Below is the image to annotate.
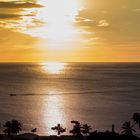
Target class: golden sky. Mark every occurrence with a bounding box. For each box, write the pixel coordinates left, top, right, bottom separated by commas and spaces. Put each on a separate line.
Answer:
0, 0, 140, 62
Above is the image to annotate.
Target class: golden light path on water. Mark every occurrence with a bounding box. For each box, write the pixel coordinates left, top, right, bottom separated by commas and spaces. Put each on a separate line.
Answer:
42, 93, 66, 135
40, 62, 67, 134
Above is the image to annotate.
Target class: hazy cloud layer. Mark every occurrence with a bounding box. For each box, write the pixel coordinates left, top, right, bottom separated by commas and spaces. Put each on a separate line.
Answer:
0, 0, 43, 34
0, 1, 42, 19
0, 0, 42, 62
77, 0, 140, 40
74, 0, 140, 61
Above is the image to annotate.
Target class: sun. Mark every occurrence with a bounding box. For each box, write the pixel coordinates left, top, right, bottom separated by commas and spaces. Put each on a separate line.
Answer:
19, 0, 81, 49
37, 0, 79, 22
37, 0, 80, 48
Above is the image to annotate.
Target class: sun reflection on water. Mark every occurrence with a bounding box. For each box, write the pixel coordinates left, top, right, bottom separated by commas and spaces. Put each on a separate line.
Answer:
41, 62, 67, 74
42, 91, 66, 135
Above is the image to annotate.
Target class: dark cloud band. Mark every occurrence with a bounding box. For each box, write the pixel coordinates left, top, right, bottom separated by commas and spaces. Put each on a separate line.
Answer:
0, 1, 43, 8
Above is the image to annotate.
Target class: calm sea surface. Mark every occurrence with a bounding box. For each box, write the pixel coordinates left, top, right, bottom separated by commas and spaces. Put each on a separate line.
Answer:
0, 62, 140, 135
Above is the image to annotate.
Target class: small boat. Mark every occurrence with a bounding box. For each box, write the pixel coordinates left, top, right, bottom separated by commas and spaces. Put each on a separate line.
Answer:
10, 94, 17, 96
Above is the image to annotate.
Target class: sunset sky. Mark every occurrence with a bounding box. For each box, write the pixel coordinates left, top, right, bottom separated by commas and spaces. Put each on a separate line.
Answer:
0, 0, 140, 62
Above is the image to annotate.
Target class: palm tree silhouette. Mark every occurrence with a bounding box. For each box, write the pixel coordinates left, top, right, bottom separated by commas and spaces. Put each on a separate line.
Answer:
3, 121, 12, 136
51, 124, 66, 136
3, 120, 22, 136
132, 113, 140, 129
122, 121, 135, 135
70, 121, 82, 136
11, 120, 22, 135
81, 124, 92, 135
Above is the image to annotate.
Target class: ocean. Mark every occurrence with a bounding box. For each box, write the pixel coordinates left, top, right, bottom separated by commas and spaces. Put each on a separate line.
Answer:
0, 62, 140, 135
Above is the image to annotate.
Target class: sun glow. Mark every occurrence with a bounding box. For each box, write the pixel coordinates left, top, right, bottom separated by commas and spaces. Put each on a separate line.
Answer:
42, 62, 66, 74
21, 0, 80, 37
37, 0, 80, 49
37, 0, 79, 22
18, 0, 81, 49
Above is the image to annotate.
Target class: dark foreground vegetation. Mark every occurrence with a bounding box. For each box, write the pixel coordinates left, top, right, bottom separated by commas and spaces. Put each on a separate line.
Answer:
0, 113, 140, 140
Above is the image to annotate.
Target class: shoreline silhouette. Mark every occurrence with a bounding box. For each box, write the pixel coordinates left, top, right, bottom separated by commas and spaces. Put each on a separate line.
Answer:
0, 113, 140, 140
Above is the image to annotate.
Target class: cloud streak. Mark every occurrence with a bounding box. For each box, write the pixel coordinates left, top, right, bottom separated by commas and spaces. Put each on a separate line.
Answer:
0, 0, 44, 35
0, 13, 20, 19
0, 1, 42, 8
97, 20, 110, 27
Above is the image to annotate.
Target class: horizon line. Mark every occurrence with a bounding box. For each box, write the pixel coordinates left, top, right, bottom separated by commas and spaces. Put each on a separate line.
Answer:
0, 61, 140, 63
